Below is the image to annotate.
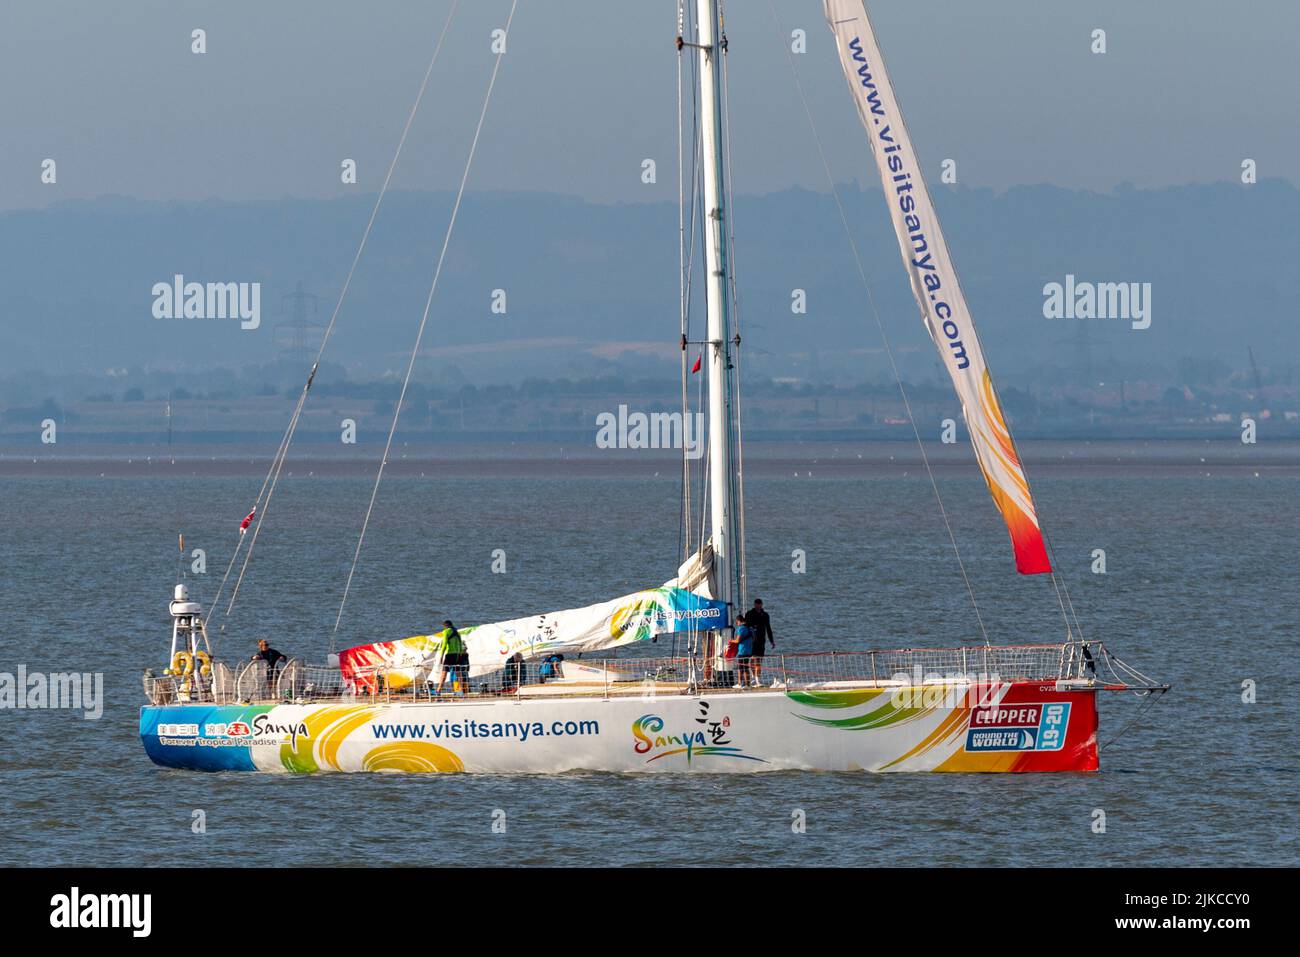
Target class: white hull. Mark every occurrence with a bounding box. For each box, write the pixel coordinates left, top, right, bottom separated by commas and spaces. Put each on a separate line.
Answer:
141, 679, 1100, 773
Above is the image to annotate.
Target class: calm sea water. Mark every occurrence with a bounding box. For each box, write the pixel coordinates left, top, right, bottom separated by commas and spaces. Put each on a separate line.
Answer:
1, 441, 1296, 867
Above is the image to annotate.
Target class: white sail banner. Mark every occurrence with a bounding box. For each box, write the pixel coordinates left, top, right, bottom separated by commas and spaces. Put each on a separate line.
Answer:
336, 584, 727, 690
824, 0, 1051, 574
458, 585, 726, 677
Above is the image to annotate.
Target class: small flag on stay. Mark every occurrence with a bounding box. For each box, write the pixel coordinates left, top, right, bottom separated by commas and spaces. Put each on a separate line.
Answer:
691, 354, 702, 374
239, 506, 256, 535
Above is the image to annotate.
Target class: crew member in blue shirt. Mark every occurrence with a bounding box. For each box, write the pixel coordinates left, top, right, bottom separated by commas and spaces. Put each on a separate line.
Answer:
734, 614, 755, 687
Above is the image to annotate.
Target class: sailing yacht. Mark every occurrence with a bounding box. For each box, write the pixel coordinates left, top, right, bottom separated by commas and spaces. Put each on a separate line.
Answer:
140, 0, 1166, 774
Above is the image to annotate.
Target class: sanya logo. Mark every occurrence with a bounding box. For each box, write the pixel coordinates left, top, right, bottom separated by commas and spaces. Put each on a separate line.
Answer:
251, 714, 311, 749
595, 405, 704, 459
631, 710, 763, 764
494, 622, 559, 658
495, 627, 519, 656
152, 273, 261, 330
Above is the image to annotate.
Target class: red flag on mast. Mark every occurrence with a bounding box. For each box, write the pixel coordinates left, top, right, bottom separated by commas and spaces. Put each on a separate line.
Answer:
691, 354, 702, 374
239, 506, 256, 535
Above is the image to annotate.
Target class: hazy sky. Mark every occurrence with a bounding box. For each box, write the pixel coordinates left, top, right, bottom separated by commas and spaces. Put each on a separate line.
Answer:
0, 0, 1295, 210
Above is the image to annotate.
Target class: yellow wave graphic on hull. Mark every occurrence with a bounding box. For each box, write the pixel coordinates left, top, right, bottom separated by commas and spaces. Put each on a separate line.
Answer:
362, 742, 465, 773
279, 705, 382, 773
878, 706, 970, 770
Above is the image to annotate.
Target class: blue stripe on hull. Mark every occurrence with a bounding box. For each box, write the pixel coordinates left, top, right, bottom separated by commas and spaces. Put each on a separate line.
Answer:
140, 705, 265, 772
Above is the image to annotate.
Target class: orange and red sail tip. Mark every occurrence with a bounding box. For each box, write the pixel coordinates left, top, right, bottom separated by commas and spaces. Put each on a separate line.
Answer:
975, 371, 1052, 575
1015, 538, 1052, 576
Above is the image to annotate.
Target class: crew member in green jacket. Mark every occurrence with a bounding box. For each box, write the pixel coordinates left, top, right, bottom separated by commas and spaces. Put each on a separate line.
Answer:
435, 620, 470, 696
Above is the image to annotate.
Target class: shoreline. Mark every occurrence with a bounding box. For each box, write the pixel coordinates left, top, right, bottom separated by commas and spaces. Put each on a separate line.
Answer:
2, 438, 1296, 478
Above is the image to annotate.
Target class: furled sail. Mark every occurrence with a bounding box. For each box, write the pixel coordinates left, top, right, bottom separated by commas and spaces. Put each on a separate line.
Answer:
665, 543, 716, 599
823, 0, 1051, 574
335, 584, 728, 691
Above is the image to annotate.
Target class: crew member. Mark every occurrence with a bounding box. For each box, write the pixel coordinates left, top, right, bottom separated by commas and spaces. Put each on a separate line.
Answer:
251, 639, 287, 694
746, 599, 776, 686
734, 614, 754, 688
435, 620, 470, 696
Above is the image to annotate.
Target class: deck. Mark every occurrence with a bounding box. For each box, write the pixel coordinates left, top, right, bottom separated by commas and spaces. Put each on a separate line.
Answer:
143, 641, 1160, 707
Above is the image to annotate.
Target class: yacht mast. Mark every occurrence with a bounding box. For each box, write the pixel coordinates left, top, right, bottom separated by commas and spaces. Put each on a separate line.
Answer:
694, 0, 740, 622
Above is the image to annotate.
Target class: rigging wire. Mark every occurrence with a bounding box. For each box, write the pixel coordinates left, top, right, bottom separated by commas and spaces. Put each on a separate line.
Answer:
677, 0, 691, 566
694, 329, 710, 555
1097, 644, 1170, 750
1098, 689, 1166, 752
691, 57, 710, 572
679, 1, 707, 566
696, 426, 713, 560
690, 166, 707, 559
332, 0, 519, 645
1043, 528, 1087, 640
217, 0, 462, 632
210, 403, 304, 625
766, 0, 990, 644
717, 1, 748, 609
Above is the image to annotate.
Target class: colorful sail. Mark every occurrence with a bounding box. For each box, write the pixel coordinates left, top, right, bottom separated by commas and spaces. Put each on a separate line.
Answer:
336, 633, 441, 693
823, 0, 1051, 574
335, 585, 728, 691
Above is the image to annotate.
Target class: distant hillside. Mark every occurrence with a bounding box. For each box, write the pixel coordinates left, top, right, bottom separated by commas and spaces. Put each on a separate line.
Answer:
0, 181, 1294, 389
